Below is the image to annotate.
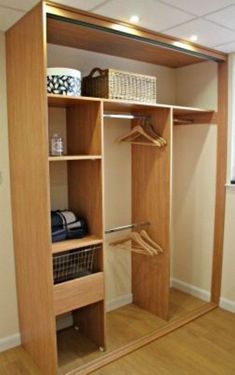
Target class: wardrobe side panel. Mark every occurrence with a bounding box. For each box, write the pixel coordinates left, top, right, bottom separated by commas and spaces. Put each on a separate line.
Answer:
6, 5, 57, 374
132, 108, 171, 320
211, 61, 228, 303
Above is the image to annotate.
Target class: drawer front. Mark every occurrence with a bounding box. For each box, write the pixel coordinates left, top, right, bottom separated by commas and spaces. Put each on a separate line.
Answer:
54, 272, 104, 315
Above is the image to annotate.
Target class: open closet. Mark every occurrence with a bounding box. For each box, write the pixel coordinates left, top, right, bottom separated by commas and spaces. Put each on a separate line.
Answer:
6, 2, 228, 375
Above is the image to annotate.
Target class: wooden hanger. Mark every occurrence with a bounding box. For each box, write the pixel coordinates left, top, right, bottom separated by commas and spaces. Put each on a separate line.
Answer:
115, 243, 152, 256
116, 120, 166, 148
139, 230, 164, 254
109, 231, 159, 256
116, 125, 163, 147
142, 121, 167, 146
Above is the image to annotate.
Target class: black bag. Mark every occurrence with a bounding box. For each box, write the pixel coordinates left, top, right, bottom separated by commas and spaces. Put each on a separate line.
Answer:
51, 210, 88, 243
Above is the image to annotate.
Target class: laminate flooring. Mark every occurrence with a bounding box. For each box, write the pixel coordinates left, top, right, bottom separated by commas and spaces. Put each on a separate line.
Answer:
0, 291, 235, 375
57, 288, 206, 373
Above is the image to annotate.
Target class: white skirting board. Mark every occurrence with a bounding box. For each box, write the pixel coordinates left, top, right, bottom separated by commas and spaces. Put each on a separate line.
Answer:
1, 288, 234, 353
171, 278, 210, 302
0, 333, 21, 352
171, 278, 235, 313
106, 293, 133, 312
220, 297, 235, 313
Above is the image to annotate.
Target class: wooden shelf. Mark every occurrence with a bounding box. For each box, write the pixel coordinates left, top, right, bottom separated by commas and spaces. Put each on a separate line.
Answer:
46, 6, 226, 68
48, 94, 215, 122
48, 94, 101, 107
48, 155, 102, 161
173, 106, 216, 125
52, 235, 103, 254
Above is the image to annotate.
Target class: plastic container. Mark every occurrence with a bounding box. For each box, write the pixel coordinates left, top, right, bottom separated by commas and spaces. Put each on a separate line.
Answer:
50, 134, 64, 156
47, 67, 81, 96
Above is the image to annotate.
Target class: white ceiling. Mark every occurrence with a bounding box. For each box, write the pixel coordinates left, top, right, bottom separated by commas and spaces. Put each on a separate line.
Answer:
2, 0, 235, 53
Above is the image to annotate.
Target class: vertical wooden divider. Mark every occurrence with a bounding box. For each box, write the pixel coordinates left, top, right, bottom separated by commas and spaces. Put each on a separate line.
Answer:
6, 3, 58, 375
67, 100, 106, 349
132, 108, 172, 320
67, 101, 103, 236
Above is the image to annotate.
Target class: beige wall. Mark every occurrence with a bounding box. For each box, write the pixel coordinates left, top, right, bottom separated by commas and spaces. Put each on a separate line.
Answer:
220, 54, 235, 307
172, 124, 217, 291
172, 62, 217, 294
175, 61, 217, 110
222, 190, 235, 302
47, 44, 176, 105
0, 32, 19, 343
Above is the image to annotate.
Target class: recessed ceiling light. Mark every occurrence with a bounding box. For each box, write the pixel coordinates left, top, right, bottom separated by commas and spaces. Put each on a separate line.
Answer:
190, 35, 198, 42
129, 15, 140, 24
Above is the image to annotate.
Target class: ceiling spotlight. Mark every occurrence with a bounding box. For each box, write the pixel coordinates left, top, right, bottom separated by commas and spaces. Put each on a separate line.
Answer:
129, 15, 140, 24
190, 35, 198, 42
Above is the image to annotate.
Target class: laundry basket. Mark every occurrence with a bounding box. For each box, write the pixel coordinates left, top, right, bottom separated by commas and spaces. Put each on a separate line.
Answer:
53, 245, 100, 284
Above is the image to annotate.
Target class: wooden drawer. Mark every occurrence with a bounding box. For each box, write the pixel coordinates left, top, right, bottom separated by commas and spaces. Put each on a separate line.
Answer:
54, 272, 104, 316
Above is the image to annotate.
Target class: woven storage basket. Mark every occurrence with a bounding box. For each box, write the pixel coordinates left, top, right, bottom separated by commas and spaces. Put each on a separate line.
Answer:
82, 68, 157, 103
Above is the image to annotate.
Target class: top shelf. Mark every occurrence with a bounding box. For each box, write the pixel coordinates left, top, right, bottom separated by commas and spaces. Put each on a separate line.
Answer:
46, 4, 226, 68
47, 94, 216, 125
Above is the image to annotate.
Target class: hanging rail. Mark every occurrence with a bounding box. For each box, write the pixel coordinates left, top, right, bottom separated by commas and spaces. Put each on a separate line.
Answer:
103, 113, 149, 120
104, 113, 194, 124
105, 221, 150, 234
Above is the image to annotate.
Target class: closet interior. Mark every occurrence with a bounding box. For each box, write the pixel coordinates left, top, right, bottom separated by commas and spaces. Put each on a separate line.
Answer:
6, 2, 227, 375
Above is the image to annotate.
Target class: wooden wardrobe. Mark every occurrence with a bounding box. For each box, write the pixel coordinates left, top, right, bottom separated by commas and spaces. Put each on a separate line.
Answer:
6, 1, 228, 374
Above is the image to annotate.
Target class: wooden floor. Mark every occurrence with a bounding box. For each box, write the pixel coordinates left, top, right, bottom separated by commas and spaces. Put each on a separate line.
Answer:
0, 297, 235, 374
57, 288, 206, 373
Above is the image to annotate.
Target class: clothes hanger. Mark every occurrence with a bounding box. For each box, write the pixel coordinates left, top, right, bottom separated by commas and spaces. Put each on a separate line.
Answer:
142, 120, 167, 146
109, 231, 158, 256
117, 118, 166, 147
115, 243, 152, 256
139, 230, 164, 254
117, 125, 163, 147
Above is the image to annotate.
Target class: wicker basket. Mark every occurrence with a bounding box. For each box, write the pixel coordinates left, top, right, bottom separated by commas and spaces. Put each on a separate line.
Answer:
82, 68, 157, 103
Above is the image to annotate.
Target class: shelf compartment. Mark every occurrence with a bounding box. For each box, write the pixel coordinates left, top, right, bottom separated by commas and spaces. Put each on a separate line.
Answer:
52, 235, 103, 254
53, 272, 104, 315
173, 107, 216, 125
48, 98, 102, 155
48, 155, 102, 161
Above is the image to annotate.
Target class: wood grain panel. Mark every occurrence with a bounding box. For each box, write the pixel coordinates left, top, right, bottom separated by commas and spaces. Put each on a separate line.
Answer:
47, 18, 202, 69
54, 273, 104, 315
6, 3, 57, 374
52, 235, 103, 254
132, 108, 172, 320
67, 160, 103, 237
211, 60, 228, 304
46, 4, 227, 67
48, 94, 101, 107
173, 110, 217, 125
73, 301, 106, 350
67, 102, 102, 155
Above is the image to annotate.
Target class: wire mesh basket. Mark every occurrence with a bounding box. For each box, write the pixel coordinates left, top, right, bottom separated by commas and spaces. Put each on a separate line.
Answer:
53, 245, 100, 284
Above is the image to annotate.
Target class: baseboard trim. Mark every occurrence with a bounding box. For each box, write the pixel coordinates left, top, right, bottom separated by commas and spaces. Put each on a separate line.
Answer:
106, 293, 133, 312
171, 278, 210, 302
0, 333, 21, 352
171, 278, 235, 313
220, 297, 235, 313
